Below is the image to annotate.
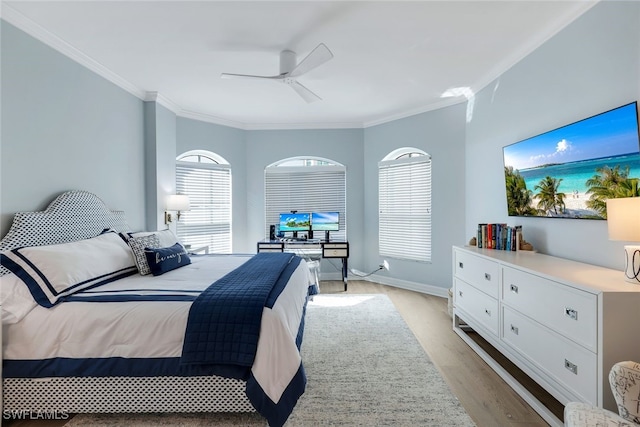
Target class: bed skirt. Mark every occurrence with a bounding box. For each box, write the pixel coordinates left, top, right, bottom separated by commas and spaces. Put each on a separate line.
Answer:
3, 375, 255, 413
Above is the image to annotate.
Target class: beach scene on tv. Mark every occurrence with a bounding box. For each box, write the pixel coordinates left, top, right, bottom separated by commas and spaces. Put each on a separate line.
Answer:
311, 212, 339, 231
503, 103, 640, 219
279, 213, 310, 231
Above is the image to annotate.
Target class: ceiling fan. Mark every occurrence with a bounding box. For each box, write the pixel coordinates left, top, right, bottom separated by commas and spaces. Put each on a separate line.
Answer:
221, 43, 334, 103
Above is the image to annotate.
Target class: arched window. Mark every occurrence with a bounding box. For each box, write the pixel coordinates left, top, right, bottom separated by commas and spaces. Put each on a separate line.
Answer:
265, 157, 347, 241
379, 148, 431, 262
176, 150, 232, 253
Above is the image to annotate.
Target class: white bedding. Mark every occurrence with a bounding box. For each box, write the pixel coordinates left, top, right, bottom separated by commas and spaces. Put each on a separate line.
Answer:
3, 254, 312, 404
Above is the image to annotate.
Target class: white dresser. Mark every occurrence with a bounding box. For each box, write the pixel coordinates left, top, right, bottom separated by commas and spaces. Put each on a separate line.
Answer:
452, 246, 640, 426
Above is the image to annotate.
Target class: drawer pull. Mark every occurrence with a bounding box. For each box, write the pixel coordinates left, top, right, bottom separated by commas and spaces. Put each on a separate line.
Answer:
565, 307, 578, 320
484, 273, 491, 281
510, 284, 519, 293
565, 359, 578, 375
459, 262, 464, 269
458, 291, 463, 297
510, 324, 519, 335
485, 309, 491, 316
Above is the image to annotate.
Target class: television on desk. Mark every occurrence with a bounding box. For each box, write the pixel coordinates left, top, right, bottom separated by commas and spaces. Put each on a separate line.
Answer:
311, 212, 339, 241
279, 212, 310, 238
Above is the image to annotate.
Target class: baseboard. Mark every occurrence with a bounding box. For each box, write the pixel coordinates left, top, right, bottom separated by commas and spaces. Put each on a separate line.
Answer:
319, 267, 449, 299
342, 270, 448, 298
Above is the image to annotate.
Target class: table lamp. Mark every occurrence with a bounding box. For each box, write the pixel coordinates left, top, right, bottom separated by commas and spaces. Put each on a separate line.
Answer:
606, 197, 640, 283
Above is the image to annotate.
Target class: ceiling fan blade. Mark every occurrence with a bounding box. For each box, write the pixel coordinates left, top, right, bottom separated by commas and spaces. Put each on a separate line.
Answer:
220, 72, 282, 81
289, 43, 333, 78
290, 80, 321, 103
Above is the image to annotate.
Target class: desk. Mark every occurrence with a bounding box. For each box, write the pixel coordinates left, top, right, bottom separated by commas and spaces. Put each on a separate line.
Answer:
257, 240, 349, 291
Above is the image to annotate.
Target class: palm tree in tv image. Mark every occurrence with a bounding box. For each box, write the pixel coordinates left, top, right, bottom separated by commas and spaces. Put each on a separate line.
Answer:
504, 166, 537, 216
586, 165, 640, 219
534, 176, 566, 216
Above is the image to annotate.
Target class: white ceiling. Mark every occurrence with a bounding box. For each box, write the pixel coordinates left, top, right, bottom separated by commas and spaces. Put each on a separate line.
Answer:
2, 1, 597, 130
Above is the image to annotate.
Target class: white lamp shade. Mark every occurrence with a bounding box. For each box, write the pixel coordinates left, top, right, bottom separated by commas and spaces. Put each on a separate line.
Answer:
166, 194, 190, 212
606, 197, 640, 241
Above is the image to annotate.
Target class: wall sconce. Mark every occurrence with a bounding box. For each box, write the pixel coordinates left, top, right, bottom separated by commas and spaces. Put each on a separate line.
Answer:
165, 194, 190, 225
606, 197, 640, 283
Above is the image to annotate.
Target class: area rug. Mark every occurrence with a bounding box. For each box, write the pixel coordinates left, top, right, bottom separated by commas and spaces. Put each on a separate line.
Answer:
65, 294, 475, 426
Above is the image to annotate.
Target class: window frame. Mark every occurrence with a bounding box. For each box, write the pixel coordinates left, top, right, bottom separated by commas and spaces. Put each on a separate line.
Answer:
378, 149, 432, 262
175, 151, 232, 253
264, 157, 347, 241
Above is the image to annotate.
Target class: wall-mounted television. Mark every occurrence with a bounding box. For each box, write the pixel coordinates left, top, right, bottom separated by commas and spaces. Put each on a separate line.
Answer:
311, 211, 340, 231
278, 213, 310, 232
503, 102, 640, 219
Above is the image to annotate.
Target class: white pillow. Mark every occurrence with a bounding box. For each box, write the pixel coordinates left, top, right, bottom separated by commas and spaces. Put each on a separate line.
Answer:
0, 273, 37, 323
0, 232, 137, 308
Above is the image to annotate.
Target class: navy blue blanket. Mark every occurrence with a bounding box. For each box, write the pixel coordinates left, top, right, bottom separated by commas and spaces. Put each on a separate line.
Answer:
180, 252, 299, 369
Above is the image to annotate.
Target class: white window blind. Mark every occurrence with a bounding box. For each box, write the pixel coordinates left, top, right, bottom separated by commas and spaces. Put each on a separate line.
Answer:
378, 155, 431, 262
176, 161, 232, 253
265, 165, 347, 241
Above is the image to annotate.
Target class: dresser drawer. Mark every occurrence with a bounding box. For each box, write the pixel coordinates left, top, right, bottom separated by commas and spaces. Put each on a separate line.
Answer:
502, 266, 597, 351
502, 306, 597, 404
454, 278, 499, 336
454, 250, 499, 298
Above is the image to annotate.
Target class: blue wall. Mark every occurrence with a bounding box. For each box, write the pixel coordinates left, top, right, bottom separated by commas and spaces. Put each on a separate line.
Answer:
244, 129, 365, 271
364, 104, 467, 293
2, 1, 638, 292
176, 118, 248, 251
465, 1, 640, 270
145, 102, 177, 231
1, 21, 146, 233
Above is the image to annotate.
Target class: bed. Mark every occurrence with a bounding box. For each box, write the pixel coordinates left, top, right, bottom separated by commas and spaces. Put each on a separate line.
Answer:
0, 190, 315, 427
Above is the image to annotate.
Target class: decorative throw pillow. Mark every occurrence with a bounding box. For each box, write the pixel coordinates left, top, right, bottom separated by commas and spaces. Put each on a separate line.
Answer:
144, 243, 191, 276
128, 229, 180, 248
127, 234, 161, 275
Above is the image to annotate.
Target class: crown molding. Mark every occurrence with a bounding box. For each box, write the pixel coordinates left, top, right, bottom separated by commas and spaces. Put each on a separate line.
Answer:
177, 110, 363, 130
2, 1, 599, 132
363, 97, 466, 128
178, 110, 248, 130
2, 3, 146, 100
144, 92, 181, 115
243, 120, 364, 131
466, 1, 600, 106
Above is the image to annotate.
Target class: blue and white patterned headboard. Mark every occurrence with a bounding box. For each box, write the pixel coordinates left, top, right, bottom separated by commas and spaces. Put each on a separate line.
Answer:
0, 190, 130, 276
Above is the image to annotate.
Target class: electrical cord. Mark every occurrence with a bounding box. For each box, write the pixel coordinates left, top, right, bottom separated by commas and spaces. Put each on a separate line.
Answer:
349, 266, 384, 278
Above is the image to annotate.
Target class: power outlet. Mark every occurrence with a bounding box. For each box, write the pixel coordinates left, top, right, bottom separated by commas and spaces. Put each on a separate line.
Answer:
380, 260, 389, 271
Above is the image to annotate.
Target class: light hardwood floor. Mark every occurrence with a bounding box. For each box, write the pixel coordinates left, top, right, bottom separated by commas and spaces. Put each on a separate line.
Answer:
5, 280, 554, 426
324, 280, 552, 427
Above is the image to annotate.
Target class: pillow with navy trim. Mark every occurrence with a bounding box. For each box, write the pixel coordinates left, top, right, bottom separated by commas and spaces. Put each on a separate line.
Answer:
0, 232, 137, 308
144, 243, 191, 276
100, 228, 129, 242
1, 272, 38, 323
127, 234, 161, 275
